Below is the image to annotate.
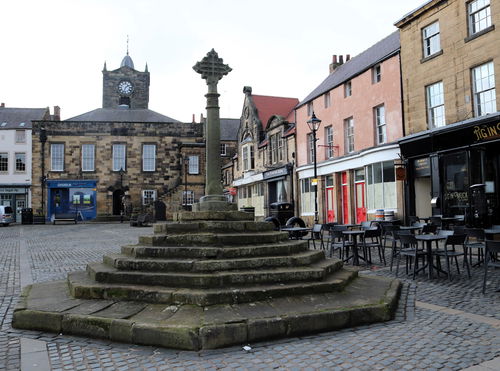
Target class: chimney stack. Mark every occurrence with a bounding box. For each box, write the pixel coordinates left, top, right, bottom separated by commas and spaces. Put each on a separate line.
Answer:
192, 114, 196, 123
0, 103, 5, 108
329, 54, 351, 74
53, 106, 61, 121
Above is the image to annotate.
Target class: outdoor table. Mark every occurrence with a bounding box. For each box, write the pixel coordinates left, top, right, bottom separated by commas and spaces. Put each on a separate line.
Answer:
342, 230, 365, 266
441, 217, 459, 230
415, 234, 447, 279
419, 217, 432, 223
484, 229, 500, 240
281, 227, 311, 240
400, 225, 422, 234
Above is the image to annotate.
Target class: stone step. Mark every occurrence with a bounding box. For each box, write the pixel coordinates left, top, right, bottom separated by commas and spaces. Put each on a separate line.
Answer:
15, 274, 400, 350
173, 210, 254, 222
104, 250, 326, 272
153, 221, 274, 235
87, 259, 342, 288
139, 231, 289, 246
123, 240, 309, 259
67, 267, 358, 305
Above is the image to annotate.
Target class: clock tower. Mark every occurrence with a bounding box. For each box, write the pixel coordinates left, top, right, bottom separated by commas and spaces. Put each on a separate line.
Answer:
102, 52, 150, 109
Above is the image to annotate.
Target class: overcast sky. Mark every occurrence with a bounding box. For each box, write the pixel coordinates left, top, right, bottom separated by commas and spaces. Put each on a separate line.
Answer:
2, 0, 425, 122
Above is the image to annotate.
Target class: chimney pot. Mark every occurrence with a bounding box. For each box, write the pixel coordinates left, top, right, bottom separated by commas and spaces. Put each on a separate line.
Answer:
346, 54, 351, 61
53, 106, 61, 121
0, 103, 4, 108
192, 114, 195, 123
339, 55, 344, 64
332, 55, 337, 63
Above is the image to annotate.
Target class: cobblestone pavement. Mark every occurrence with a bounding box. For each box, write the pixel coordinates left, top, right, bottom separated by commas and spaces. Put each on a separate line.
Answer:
0, 223, 499, 370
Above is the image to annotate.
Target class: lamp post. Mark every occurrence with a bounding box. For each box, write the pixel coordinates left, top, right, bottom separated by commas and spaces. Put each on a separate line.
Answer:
119, 167, 125, 222
307, 112, 321, 225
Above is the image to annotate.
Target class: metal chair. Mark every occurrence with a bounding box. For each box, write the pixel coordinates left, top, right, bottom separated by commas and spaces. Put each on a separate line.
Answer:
396, 233, 427, 279
389, 229, 411, 271
465, 228, 485, 267
429, 216, 443, 229
362, 227, 385, 265
307, 224, 325, 250
328, 225, 353, 260
420, 224, 438, 235
434, 234, 470, 280
360, 221, 373, 230
483, 240, 500, 293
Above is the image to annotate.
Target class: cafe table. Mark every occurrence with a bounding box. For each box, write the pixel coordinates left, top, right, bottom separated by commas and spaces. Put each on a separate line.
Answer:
280, 227, 311, 240
400, 225, 422, 234
342, 229, 365, 266
415, 234, 447, 279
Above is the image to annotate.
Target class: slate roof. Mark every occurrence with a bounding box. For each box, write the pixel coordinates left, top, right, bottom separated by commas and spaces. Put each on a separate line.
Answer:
298, 31, 400, 107
220, 118, 240, 141
65, 108, 180, 123
252, 95, 299, 130
0, 107, 49, 129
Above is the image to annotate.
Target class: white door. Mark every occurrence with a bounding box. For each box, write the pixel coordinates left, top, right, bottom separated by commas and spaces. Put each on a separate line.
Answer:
16, 199, 25, 223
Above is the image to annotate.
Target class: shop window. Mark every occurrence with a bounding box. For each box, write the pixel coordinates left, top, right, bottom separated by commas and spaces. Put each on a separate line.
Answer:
472, 61, 496, 116
188, 155, 199, 174
366, 161, 396, 210
142, 144, 156, 172
468, 0, 491, 36
182, 190, 194, 205
0, 153, 8, 172
426, 81, 446, 128
142, 190, 156, 205
276, 180, 288, 202
325, 175, 334, 187
344, 117, 354, 154
300, 178, 314, 214
51, 143, 64, 172
15, 153, 26, 172
82, 144, 95, 172
113, 144, 126, 171
325, 126, 334, 159
15, 130, 26, 143
374, 105, 386, 144
422, 22, 441, 58
442, 152, 469, 216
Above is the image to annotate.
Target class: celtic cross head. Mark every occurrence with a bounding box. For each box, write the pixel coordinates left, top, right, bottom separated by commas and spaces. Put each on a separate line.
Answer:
193, 49, 232, 85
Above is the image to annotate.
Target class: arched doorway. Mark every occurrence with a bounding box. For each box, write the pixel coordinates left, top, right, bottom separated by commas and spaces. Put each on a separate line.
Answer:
112, 190, 124, 216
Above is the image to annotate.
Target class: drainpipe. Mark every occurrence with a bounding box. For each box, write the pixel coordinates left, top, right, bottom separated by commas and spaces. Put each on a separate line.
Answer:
40, 126, 47, 217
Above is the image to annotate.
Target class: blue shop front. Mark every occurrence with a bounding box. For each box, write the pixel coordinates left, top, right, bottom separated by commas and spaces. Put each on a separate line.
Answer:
46, 180, 97, 221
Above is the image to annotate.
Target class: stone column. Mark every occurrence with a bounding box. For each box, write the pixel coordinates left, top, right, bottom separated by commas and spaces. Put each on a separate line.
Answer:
193, 49, 235, 211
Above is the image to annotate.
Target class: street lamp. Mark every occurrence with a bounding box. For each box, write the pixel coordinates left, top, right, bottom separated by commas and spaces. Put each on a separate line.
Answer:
118, 167, 125, 222
307, 112, 321, 224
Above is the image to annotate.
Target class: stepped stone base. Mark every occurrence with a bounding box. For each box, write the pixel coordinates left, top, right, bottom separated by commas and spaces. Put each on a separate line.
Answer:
13, 275, 400, 351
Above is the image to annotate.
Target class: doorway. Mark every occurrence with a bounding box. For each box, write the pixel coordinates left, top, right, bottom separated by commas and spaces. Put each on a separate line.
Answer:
341, 172, 349, 224
112, 190, 124, 216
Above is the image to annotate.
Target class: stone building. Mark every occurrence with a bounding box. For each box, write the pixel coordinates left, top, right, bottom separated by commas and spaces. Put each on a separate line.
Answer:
396, 0, 500, 227
31, 53, 207, 221
232, 86, 298, 221
295, 32, 405, 226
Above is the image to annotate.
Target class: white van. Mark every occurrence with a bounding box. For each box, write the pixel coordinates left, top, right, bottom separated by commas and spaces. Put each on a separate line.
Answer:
0, 205, 14, 226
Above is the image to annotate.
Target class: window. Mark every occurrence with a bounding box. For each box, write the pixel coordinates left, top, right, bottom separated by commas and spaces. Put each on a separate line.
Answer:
344, 117, 354, 154
15, 153, 26, 172
113, 144, 126, 171
374, 105, 387, 144
344, 81, 352, 97
142, 144, 156, 172
241, 133, 254, 171
270, 134, 278, 164
324, 92, 331, 108
300, 178, 314, 214
183, 190, 194, 205
81, 144, 95, 172
307, 102, 314, 116
15, 130, 26, 143
0, 153, 8, 172
142, 190, 156, 205
372, 64, 381, 83
188, 155, 199, 174
472, 61, 497, 116
278, 135, 284, 162
220, 143, 227, 156
325, 126, 334, 159
468, 0, 491, 35
366, 161, 396, 210
307, 133, 315, 164
51, 143, 64, 171
422, 22, 441, 58
426, 81, 446, 128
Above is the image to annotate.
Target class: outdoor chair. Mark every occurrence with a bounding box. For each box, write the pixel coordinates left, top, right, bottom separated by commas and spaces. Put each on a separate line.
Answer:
329, 225, 353, 260
408, 216, 420, 225
381, 224, 400, 248
465, 228, 486, 267
429, 216, 443, 229
483, 240, 500, 293
389, 229, 411, 271
362, 227, 385, 265
307, 224, 325, 250
396, 233, 427, 279
434, 234, 470, 280
453, 225, 466, 235
360, 221, 373, 230
420, 224, 438, 235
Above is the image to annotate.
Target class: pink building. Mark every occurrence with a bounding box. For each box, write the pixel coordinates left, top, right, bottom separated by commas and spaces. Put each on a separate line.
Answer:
295, 31, 405, 225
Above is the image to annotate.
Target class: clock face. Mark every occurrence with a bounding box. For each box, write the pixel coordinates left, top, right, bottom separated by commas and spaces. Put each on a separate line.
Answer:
117, 80, 134, 95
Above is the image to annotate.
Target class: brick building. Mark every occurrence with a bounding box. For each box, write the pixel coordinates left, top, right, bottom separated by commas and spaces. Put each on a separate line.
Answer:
31, 53, 208, 221
397, 0, 500, 226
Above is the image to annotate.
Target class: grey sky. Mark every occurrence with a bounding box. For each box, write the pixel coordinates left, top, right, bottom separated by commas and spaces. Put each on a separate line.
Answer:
2, 0, 424, 122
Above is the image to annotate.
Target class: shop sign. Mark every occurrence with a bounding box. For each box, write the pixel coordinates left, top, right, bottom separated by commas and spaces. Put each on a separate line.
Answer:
263, 166, 290, 180
311, 178, 318, 186
414, 158, 431, 177
473, 122, 500, 142
0, 187, 26, 194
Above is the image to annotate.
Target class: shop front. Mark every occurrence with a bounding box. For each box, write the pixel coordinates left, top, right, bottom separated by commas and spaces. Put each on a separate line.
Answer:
0, 185, 30, 222
46, 180, 97, 221
400, 113, 500, 227
263, 165, 294, 206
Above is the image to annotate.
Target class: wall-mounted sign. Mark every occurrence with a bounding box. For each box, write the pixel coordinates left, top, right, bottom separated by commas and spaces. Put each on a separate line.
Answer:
0, 187, 27, 194
263, 166, 290, 180
473, 122, 500, 142
414, 157, 431, 177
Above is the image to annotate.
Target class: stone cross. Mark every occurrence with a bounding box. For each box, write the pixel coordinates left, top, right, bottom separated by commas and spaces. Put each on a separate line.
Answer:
193, 49, 232, 207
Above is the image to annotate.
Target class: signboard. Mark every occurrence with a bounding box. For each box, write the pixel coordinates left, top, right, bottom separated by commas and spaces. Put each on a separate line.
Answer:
414, 158, 431, 177
473, 122, 500, 142
311, 178, 318, 186
0, 187, 27, 194
263, 166, 290, 180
